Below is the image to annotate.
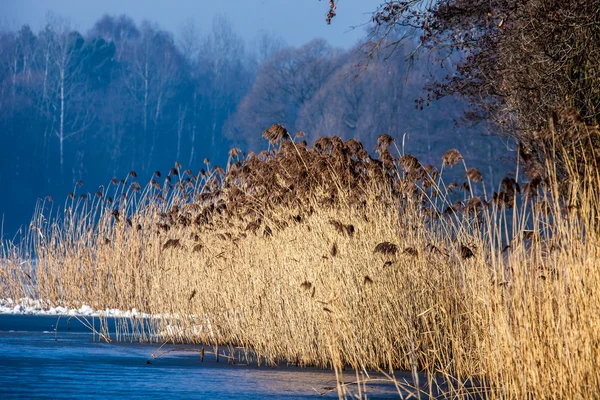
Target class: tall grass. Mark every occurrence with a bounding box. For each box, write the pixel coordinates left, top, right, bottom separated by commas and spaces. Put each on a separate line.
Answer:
1, 125, 599, 399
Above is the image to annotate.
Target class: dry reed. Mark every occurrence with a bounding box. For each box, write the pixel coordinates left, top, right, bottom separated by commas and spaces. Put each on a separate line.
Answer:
1, 131, 599, 399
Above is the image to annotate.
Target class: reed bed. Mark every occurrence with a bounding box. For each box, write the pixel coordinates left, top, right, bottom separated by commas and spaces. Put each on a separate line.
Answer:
1, 124, 599, 399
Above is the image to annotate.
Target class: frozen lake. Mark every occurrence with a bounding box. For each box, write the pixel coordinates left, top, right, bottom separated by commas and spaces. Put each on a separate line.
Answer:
0, 314, 402, 399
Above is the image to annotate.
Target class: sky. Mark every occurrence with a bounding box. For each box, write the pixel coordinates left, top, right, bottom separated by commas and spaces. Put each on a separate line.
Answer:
0, 0, 383, 48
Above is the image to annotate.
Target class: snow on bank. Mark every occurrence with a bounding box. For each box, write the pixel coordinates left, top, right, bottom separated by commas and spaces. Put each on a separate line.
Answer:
0, 298, 151, 318
1, 298, 217, 339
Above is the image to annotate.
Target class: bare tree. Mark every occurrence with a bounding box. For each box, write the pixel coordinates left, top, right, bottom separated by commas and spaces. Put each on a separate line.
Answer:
41, 17, 94, 173
122, 21, 182, 170
177, 18, 202, 62
200, 15, 253, 157
253, 30, 286, 64
330, 0, 600, 178
227, 39, 342, 149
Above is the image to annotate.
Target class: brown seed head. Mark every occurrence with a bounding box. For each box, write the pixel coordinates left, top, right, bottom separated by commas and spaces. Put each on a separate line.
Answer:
330, 242, 338, 257
466, 196, 484, 210
465, 168, 484, 183
374, 242, 398, 256
376, 134, 394, 153
460, 245, 475, 259
229, 148, 242, 159
163, 238, 181, 250
399, 154, 420, 172
263, 123, 290, 144
442, 149, 463, 167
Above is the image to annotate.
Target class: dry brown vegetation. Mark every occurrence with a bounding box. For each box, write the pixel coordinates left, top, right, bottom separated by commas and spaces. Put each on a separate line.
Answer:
1, 124, 600, 399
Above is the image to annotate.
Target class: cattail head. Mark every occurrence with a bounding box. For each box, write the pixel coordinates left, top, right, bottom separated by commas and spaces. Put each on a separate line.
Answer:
229, 148, 242, 159
314, 137, 332, 152
214, 166, 225, 176
374, 242, 398, 256
130, 182, 141, 192
129, 171, 137, 178
460, 245, 475, 259
263, 123, 290, 144
399, 154, 420, 172
523, 176, 542, 198
376, 134, 394, 153
442, 149, 463, 167
162, 238, 181, 250
330, 242, 338, 257
111, 178, 119, 185
154, 171, 161, 178
466, 196, 484, 210
76, 180, 84, 186
465, 168, 484, 183
192, 243, 203, 252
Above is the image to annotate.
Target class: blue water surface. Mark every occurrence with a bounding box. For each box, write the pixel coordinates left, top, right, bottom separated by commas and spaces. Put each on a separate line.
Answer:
0, 314, 401, 399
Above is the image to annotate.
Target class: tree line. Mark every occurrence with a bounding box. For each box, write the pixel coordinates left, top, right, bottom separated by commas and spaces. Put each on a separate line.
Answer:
0, 13, 506, 236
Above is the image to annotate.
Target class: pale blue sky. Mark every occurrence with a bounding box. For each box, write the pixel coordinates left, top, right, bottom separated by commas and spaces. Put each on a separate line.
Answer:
0, 0, 382, 47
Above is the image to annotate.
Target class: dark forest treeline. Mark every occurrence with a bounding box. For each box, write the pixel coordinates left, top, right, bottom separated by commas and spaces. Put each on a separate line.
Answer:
0, 14, 506, 236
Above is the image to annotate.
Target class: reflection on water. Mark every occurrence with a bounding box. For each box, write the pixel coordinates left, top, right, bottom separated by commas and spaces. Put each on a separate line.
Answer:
0, 315, 402, 399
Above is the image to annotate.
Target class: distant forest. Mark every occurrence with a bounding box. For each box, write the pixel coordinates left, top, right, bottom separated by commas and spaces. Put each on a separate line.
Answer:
0, 14, 508, 237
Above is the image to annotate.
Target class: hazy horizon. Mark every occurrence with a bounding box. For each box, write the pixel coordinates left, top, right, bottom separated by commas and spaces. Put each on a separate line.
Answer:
0, 0, 382, 48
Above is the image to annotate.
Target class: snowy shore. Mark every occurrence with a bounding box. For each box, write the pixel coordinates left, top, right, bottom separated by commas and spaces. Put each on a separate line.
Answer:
0, 298, 151, 318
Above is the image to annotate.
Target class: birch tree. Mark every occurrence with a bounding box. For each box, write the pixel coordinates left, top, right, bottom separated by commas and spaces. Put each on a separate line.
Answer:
43, 18, 94, 174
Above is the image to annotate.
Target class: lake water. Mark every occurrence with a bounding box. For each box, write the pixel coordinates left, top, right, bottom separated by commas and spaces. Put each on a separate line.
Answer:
0, 314, 404, 399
